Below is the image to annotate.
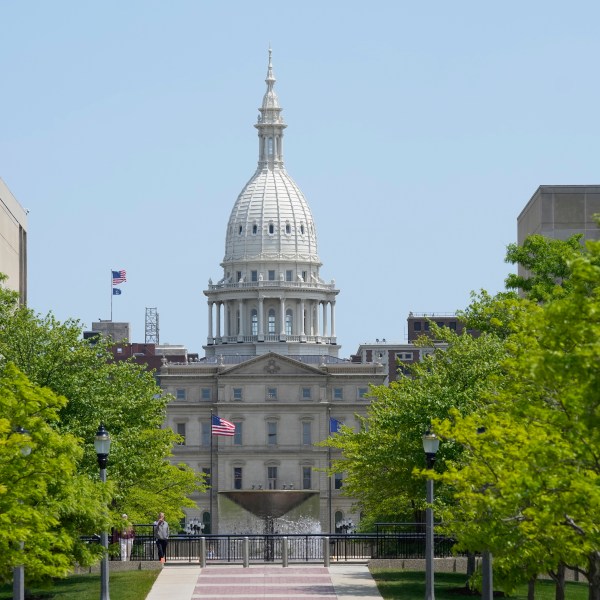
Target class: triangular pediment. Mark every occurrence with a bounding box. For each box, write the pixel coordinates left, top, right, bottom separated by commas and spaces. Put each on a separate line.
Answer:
218, 352, 327, 378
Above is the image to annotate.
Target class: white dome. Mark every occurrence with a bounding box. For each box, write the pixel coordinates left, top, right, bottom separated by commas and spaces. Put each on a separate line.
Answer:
223, 166, 320, 265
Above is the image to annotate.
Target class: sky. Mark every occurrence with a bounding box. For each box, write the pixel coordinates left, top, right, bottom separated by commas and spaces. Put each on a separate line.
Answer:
1, 1, 599, 357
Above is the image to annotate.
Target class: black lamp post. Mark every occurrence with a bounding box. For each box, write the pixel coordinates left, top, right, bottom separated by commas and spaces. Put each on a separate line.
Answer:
476, 427, 493, 600
422, 431, 440, 600
13, 427, 31, 600
94, 424, 111, 600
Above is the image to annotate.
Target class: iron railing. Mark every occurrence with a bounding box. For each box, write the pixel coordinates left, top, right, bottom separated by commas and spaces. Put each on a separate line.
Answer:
93, 525, 457, 563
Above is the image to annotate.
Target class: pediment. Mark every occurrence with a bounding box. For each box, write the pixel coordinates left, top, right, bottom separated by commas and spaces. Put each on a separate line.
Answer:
219, 352, 326, 378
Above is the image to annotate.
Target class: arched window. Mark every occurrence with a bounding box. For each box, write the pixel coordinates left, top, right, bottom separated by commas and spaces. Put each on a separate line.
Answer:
269, 223, 274, 234
252, 224, 258, 235
285, 309, 293, 335
251, 309, 258, 336
268, 309, 276, 334
300, 224, 305, 234
238, 225, 242, 235
236, 310, 240, 335
268, 137, 273, 156
285, 223, 291, 234
334, 511, 344, 533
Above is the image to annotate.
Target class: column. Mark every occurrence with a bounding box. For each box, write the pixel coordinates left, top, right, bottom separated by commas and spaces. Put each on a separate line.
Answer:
300, 300, 306, 340
208, 301, 214, 343
216, 302, 221, 339
280, 297, 286, 337
330, 301, 336, 338
224, 302, 229, 338
322, 301, 328, 338
238, 299, 244, 341
315, 301, 321, 339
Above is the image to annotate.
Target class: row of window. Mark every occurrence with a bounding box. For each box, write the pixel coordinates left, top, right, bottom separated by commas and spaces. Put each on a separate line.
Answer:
413, 321, 457, 331
198, 465, 343, 491
231, 269, 311, 283
176, 419, 332, 447
174, 387, 369, 402
233, 223, 311, 236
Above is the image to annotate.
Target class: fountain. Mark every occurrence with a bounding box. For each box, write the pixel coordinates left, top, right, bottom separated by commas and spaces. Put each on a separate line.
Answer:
219, 490, 321, 535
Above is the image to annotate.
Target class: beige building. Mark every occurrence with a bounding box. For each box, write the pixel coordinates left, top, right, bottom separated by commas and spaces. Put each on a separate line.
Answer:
0, 178, 27, 304
160, 51, 385, 534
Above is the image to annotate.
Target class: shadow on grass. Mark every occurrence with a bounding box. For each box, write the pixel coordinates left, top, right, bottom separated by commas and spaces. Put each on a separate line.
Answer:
0, 570, 159, 600
370, 570, 588, 600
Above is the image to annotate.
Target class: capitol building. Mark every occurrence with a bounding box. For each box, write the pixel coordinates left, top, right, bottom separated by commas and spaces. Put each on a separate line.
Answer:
159, 51, 386, 534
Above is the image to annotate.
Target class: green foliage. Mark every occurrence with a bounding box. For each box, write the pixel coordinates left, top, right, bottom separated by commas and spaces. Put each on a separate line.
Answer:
0, 280, 205, 582
0, 363, 106, 585
323, 325, 505, 523
504, 234, 584, 301
434, 237, 600, 588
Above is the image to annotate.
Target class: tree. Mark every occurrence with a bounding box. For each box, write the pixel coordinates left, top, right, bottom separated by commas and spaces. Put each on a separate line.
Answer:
434, 239, 600, 599
324, 326, 505, 526
0, 279, 204, 527
0, 362, 107, 584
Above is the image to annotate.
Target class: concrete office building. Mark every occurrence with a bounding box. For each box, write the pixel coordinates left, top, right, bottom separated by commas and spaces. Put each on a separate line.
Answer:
0, 178, 27, 304
518, 185, 600, 278
160, 52, 385, 534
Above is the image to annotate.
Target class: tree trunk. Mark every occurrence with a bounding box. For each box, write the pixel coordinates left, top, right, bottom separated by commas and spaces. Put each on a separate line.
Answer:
553, 563, 566, 600
589, 551, 600, 600
528, 575, 536, 600
466, 552, 476, 589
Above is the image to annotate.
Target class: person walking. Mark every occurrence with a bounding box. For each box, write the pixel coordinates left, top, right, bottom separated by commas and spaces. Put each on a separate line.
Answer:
118, 514, 135, 561
154, 512, 169, 563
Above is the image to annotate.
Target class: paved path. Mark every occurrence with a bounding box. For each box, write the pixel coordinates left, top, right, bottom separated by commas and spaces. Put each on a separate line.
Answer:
146, 564, 383, 599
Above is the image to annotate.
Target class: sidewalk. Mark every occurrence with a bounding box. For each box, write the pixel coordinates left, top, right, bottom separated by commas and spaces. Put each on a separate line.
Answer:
146, 563, 383, 599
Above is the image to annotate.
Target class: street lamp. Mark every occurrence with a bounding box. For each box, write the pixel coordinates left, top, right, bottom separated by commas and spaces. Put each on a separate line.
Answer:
14, 427, 31, 600
94, 424, 111, 600
476, 427, 493, 600
422, 431, 440, 600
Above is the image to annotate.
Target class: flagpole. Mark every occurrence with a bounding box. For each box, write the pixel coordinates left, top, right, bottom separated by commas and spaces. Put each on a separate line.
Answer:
210, 409, 213, 532
328, 406, 332, 533
110, 270, 113, 321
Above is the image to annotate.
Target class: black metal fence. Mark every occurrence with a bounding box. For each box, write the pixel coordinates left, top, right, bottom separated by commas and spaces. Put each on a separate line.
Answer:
98, 523, 456, 563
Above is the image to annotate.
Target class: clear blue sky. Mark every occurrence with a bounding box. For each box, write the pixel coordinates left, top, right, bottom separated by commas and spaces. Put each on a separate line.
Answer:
1, 1, 598, 356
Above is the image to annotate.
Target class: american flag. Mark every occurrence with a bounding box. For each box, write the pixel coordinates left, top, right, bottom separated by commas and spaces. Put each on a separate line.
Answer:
112, 270, 127, 285
212, 415, 235, 436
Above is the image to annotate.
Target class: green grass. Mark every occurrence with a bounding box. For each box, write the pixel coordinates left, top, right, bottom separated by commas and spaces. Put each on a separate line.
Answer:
369, 570, 589, 600
0, 570, 160, 600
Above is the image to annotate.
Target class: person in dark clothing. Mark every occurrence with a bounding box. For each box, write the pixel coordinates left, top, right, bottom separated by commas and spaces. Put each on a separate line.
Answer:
153, 512, 170, 563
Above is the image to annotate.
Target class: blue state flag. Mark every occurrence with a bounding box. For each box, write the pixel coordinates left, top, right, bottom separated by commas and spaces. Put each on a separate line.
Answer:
329, 417, 342, 434
112, 288, 122, 295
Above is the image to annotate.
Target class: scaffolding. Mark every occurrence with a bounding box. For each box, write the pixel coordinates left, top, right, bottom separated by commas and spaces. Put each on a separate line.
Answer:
145, 307, 159, 344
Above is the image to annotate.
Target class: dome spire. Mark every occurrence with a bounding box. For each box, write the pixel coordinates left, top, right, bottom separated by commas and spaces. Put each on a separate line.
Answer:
256, 47, 286, 168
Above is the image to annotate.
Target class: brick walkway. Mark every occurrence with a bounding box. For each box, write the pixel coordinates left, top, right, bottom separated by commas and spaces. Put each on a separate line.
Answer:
194, 566, 335, 599
146, 564, 383, 600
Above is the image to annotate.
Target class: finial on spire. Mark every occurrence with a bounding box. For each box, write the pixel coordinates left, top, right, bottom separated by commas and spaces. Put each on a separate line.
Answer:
266, 46, 275, 87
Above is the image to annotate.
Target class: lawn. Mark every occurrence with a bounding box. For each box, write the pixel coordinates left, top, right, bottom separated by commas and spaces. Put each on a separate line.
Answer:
0, 570, 159, 600
370, 570, 589, 600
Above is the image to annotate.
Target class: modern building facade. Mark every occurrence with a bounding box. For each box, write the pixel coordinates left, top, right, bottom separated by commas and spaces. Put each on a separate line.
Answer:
160, 52, 385, 534
0, 178, 27, 304
518, 185, 600, 278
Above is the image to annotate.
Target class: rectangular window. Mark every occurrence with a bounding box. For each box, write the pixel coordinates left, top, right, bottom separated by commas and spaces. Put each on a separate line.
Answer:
176, 423, 186, 445
202, 467, 211, 487
176, 388, 186, 401
268, 270, 275, 281
233, 422, 243, 445
449, 321, 457, 330
396, 352, 413, 361
233, 388, 243, 401
267, 422, 277, 446
251, 270, 258, 282
267, 387, 277, 400
237, 271, 242, 282
358, 387, 369, 399
424, 322, 430, 331
234, 467, 243, 490
302, 387, 311, 399
334, 472, 344, 490
302, 466, 312, 490
302, 422, 312, 446
286, 270, 293, 282
333, 388, 343, 400
436, 321, 445, 328
201, 388, 211, 400
268, 466, 278, 489
302, 271, 307, 282
414, 321, 422, 331
201, 422, 211, 447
